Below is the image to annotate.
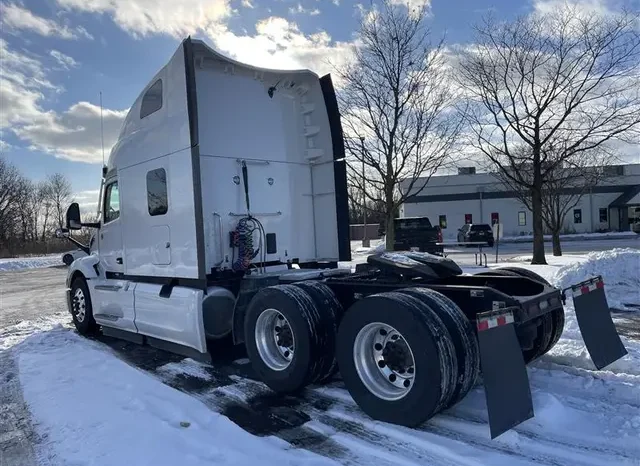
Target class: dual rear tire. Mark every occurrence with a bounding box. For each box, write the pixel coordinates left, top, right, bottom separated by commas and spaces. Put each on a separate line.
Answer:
475, 267, 565, 362
336, 288, 479, 426
244, 282, 343, 393
245, 282, 478, 427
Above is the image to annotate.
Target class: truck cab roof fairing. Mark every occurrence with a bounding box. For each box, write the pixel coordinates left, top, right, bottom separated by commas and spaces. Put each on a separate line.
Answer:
190, 39, 320, 78
108, 38, 322, 172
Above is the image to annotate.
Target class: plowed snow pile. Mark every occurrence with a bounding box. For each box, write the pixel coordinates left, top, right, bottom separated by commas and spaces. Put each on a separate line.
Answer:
553, 248, 640, 311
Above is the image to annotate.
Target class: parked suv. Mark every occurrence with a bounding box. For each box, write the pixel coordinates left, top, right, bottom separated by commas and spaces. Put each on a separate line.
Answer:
457, 223, 495, 247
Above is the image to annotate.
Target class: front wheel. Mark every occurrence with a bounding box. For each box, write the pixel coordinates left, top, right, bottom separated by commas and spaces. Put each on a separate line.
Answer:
70, 278, 98, 335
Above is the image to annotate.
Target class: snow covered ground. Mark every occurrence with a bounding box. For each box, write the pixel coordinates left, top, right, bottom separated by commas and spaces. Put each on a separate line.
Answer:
0, 255, 61, 272
1, 247, 639, 466
501, 231, 638, 243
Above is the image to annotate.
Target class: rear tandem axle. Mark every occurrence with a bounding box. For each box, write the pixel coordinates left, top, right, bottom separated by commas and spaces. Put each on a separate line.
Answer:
238, 251, 627, 439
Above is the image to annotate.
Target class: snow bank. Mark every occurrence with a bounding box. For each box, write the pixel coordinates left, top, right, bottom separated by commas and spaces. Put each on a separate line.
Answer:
351, 238, 385, 255
0, 255, 61, 272
553, 248, 640, 311
16, 329, 335, 466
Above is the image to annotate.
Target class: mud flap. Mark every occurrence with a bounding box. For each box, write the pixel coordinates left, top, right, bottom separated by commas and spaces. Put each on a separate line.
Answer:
566, 276, 627, 370
477, 308, 533, 439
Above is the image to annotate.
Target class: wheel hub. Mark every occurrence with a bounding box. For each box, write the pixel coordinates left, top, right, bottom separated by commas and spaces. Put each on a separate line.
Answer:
353, 322, 416, 401
382, 339, 413, 373
255, 308, 295, 371
72, 288, 86, 323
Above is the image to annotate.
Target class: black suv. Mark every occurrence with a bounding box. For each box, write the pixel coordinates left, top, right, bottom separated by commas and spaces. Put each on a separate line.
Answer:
457, 223, 495, 247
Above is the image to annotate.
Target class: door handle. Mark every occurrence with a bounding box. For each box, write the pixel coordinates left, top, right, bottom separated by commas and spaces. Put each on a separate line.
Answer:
116, 257, 123, 264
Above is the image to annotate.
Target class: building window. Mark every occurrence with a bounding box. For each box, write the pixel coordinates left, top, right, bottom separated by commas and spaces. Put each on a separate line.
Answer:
439, 215, 447, 229
140, 79, 163, 119
147, 168, 168, 216
104, 181, 120, 223
464, 213, 472, 224
599, 208, 608, 223
518, 211, 526, 226
574, 209, 582, 224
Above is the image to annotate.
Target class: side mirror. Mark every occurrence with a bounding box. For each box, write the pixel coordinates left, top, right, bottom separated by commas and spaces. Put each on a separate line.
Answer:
66, 203, 82, 230
55, 228, 70, 239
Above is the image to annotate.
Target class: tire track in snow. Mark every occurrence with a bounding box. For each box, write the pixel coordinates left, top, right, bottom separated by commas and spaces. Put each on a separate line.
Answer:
92, 333, 640, 466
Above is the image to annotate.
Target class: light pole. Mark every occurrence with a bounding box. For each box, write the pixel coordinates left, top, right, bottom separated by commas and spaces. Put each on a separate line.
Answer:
360, 136, 370, 247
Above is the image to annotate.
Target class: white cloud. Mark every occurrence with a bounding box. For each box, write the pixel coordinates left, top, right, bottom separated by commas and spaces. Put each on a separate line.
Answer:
532, 0, 613, 17
388, 0, 431, 14
0, 139, 12, 154
50, 50, 79, 70
0, 39, 127, 163
56, 0, 354, 78
56, 0, 233, 38
14, 102, 128, 163
289, 3, 321, 15
0, 3, 94, 40
241, 0, 255, 8
332, 0, 340, 5
207, 17, 355, 76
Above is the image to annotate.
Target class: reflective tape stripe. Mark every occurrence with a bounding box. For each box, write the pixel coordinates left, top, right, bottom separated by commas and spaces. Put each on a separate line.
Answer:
477, 311, 515, 332
574, 279, 605, 296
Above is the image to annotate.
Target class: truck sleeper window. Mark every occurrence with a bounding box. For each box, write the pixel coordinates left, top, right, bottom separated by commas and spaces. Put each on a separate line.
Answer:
147, 168, 168, 216
140, 79, 162, 119
104, 182, 120, 223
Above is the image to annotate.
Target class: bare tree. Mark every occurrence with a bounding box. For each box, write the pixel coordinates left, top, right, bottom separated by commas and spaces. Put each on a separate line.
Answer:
335, 1, 463, 250
492, 146, 612, 256
457, 5, 640, 264
44, 173, 73, 231
0, 157, 28, 252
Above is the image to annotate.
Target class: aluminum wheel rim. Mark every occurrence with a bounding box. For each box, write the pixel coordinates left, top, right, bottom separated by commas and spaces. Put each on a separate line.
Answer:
255, 308, 295, 371
353, 322, 416, 401
73, 288, 86, 323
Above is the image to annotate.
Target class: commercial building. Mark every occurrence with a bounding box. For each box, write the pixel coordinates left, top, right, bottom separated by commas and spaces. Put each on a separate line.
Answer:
399, 163, 640, 239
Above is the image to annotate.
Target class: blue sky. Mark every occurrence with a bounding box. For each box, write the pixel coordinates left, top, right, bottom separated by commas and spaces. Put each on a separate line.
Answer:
0, 0, 636, 209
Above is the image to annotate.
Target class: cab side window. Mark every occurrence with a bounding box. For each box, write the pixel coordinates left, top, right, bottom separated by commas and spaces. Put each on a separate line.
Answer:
147, 168, 168, 216
104, 182, 120, 223
140, 79, 163, 119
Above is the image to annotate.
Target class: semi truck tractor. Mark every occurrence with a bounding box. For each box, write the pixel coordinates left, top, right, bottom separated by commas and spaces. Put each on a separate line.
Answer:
59, 37, 628, 439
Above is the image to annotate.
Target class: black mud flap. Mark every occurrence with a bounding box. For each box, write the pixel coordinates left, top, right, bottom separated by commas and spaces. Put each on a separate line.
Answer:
565, 276, 628, 370
477, 308, 533, 439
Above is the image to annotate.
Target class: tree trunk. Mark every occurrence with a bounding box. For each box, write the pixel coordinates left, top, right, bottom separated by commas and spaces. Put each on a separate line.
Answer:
551, 230, 562, 256
385, 212, 395, 251
531, 185, 547, 265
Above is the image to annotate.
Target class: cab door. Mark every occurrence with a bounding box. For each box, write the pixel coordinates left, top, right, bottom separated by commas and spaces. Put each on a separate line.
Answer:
92, 178, 137, 333
99, 180, 124, 273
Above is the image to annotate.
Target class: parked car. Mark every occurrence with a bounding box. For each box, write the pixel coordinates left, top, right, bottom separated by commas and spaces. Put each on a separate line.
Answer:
379, 216, 444, 255
457, 223, 495, 247
62, 249, 87, 266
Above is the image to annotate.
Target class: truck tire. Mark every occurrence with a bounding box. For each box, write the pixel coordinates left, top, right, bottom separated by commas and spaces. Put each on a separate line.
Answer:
497, 267, 550, 285
496, 267, 565, 360
70, 277, 98, 335
475, 268, 560, 363
397, 287, 480, 407
292, 281, 342, 383
336, 291, 457, 427
244, 284, 335, 393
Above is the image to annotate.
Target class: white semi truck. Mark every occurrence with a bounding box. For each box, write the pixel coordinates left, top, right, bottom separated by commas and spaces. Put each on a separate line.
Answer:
59, 37, 627, 439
